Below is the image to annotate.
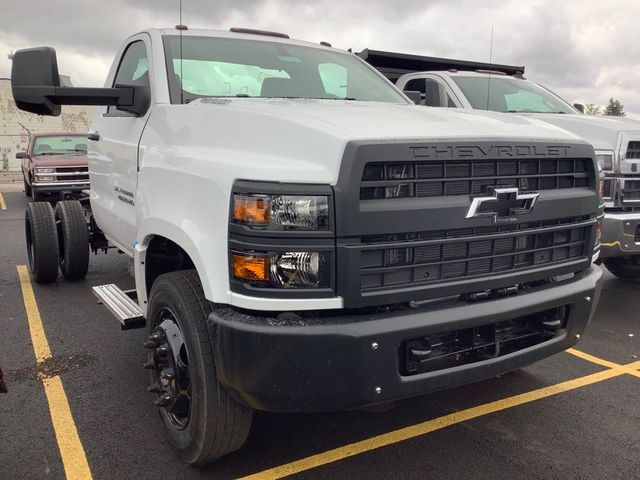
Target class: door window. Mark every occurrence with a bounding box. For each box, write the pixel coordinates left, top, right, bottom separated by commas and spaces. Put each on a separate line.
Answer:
109, 41, 149, 113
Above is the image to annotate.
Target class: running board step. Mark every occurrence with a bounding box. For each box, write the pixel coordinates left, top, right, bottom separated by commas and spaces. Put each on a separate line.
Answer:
92, 284, 145, 330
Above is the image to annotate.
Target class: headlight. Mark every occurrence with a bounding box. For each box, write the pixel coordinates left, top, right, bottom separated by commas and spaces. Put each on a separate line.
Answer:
35, 167, 55, 174
233, 194, 329, 230
232, 251, 329, 288
596, 152, 614, 172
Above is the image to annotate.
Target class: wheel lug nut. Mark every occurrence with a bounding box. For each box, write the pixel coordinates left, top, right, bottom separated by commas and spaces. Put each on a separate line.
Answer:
161, 371, 175, 380
143, 359, 155, 369
157, 345, 169, 355
144, 340, 158, 349
154, 393, 173, 407
148, 383, 163, 393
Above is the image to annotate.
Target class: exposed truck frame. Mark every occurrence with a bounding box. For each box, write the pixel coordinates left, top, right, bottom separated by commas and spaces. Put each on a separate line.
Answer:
359, 48, 640, 282
12, 28, 603, 465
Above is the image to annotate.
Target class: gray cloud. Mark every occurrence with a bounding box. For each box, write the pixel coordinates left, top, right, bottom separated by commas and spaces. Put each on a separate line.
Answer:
1, 0, 639, 115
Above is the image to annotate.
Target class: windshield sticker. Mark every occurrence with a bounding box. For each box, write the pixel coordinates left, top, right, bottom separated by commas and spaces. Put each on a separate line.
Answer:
278, 55, 302, 63
199, 98, 232, 105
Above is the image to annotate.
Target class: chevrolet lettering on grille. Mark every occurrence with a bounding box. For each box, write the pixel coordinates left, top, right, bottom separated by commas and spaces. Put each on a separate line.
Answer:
466, 187, 539, 223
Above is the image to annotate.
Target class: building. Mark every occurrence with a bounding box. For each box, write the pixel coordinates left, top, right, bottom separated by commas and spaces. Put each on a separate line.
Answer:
0, 78, 95, 171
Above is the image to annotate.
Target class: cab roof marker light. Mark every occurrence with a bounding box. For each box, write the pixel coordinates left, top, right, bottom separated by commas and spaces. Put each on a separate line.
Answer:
229, 27, 290, 39
320, 41, 332, 47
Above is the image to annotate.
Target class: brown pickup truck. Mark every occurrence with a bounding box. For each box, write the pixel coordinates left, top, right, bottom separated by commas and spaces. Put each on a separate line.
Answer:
16, 132, 89, 201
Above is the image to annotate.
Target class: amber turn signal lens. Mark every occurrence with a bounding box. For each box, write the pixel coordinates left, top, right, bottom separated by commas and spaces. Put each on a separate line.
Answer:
233, 195, 270, 225
232, 253, 270, 281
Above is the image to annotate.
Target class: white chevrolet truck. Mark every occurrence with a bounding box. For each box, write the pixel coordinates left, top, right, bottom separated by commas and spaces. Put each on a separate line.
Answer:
12, 28, 603, 464
358, 49, 640, 282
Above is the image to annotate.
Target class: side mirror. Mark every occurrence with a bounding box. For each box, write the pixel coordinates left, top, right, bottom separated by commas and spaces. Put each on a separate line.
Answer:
573, 102, 585, 113
11, 47, 135, 117
15, 151, 27, 159
423, 80, 448, 107
403, 90, 422, 105
11, 47, 62, 116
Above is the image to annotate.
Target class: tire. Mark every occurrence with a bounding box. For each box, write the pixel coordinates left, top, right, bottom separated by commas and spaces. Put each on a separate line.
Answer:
146, 270, 252, 465
603, 257, 640, 283
54, 201, 89, 280
25, 202, 59, 283
24, 176, 32, 197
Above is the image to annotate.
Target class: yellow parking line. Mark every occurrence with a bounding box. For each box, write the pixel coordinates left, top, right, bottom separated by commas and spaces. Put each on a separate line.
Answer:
237, 367, 624, 480
0, 192, 6, 210
566, 348, 640, 378
17, 265, 93, 480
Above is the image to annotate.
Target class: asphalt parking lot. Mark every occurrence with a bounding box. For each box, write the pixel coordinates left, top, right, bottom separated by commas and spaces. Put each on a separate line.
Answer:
1, 189, 639, 480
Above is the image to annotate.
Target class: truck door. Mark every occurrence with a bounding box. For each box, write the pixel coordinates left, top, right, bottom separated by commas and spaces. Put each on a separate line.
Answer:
89, 35, 152, 253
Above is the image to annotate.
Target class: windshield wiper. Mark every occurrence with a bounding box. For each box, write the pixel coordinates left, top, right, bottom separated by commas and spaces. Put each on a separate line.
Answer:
508, 110, 566, 114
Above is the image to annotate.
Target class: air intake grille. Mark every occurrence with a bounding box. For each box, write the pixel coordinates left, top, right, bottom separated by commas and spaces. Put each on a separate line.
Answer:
361, 158, 591, 200
360, 218, 590, 291
627, 141, 640, 160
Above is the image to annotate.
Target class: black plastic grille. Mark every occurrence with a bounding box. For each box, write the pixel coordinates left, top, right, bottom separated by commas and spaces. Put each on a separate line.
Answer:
55, 166, 89, 182
401, 306, 568, 375
360, 219, 590, 291
627, 141, 640, 160
622, 180, 640, 201
361, 158, 591, 200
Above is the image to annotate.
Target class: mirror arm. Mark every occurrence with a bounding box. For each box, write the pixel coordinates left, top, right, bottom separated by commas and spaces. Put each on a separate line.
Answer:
11, 86, 134, 107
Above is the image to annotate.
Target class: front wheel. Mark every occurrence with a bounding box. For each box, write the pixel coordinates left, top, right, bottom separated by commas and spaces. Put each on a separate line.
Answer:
145, 270, 252, 465
603, 256, 640, 283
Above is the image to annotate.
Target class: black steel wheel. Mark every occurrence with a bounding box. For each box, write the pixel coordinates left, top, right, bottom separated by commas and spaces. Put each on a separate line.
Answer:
25, 202, 59, 283
54, 201, 89, 280
145, 270, 252, 465
604, 256, 640, 283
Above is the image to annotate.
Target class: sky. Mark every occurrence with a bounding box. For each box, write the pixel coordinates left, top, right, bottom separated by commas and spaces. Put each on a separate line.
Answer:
1, 0, 639, 116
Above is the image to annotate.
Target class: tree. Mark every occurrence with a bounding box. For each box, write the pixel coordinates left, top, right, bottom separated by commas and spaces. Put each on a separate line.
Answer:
604, 98, 625, 116
584, 103, 601, 115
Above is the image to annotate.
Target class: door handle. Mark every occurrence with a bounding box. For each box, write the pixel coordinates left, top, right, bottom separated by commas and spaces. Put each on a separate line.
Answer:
87, 132, 100, 141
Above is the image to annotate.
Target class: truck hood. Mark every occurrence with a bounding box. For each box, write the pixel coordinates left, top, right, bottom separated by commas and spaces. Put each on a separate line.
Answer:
142, 99, 590, 186
31, 154, 88, 167
516, 113, 640, 151
190, 98, 585, 142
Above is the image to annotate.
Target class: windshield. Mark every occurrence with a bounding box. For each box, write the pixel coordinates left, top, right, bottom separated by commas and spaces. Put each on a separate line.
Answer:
163, 35, 407, 104
32, 136, 88, 155
451, 75, 577, 114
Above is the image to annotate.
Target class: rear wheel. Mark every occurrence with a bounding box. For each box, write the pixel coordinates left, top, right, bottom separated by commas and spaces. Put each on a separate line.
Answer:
54, 201, 89, 280
145, 270, 252, 465
603, 256, 640, 283
25, 202, 59, 283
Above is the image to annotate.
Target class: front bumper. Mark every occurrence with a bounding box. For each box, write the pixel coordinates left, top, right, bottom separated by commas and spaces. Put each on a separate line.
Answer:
209, 266, 603, 413
600, 212, 640, 258
32, 181, 90, 194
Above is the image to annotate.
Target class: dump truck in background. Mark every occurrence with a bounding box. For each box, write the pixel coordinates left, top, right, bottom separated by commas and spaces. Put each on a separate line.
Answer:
359, 49, 640, 282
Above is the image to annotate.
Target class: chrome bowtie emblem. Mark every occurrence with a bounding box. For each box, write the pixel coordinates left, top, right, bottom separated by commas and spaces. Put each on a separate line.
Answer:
466, 187, 539, 223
